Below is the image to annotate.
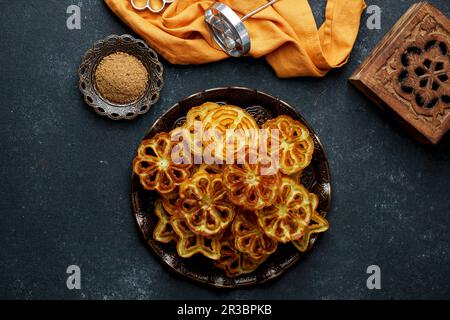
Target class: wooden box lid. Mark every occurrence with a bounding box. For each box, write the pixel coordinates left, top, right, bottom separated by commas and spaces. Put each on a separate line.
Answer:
350, 2, 450, 145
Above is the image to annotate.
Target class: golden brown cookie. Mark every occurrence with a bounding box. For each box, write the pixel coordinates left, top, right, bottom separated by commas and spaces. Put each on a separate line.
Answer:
292, 196, 329, 252
133, 132, 193, 194
257, 177, 315, 243
171, 215, 221, 260
153, 200, 178, 244
178, 171, 236, 236
223, 151, 281, 210
215, 236, 266, 278
263, 115, 314, 175
232, 209, 277, 260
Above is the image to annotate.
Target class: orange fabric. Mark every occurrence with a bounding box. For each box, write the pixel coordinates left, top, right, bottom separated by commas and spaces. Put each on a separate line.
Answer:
104, 0, 366, 77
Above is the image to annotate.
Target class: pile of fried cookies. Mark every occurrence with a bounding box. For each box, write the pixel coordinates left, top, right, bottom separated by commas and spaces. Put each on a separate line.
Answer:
133, 102, 329, 277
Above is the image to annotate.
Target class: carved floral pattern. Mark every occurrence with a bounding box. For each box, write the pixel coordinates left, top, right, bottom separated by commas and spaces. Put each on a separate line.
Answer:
394, 35, 449, 120
374, 14, 450, 130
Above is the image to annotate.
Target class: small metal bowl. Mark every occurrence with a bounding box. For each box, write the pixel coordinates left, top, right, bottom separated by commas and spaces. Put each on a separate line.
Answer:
78, 34, 164, 120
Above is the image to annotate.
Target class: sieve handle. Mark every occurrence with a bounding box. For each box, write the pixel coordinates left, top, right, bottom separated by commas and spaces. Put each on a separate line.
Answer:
241, 0, 280, 21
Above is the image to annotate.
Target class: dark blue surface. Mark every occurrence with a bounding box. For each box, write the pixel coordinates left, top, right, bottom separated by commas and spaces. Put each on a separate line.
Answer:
0, 0, 449, 299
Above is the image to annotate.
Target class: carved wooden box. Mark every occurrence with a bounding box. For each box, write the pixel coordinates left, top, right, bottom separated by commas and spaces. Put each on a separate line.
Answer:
350, 2, 450, 144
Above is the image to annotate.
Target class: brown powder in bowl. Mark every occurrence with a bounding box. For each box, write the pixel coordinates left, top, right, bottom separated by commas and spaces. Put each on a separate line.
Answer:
95, 52, 149, 104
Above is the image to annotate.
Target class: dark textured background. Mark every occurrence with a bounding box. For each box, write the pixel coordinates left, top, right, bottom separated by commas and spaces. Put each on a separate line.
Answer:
1, 0, 449, 300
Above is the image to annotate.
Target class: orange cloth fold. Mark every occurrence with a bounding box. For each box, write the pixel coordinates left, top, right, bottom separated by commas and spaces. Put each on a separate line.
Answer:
104, 0, 366, 77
